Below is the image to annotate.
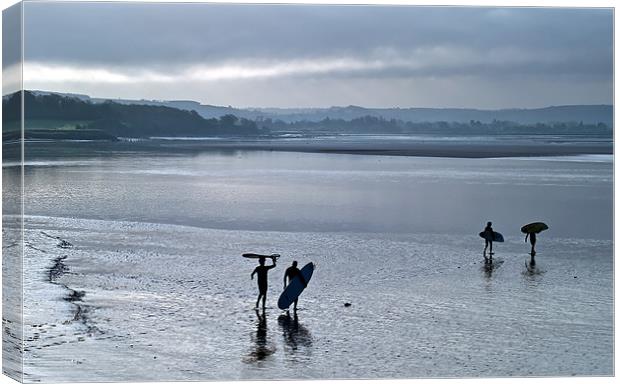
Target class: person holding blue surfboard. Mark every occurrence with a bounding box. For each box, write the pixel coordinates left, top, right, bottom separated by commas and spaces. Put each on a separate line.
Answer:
479, 221, 504, 260
482, 221, 495, 258
283, 261, 307, 311
251, 256, 277, 309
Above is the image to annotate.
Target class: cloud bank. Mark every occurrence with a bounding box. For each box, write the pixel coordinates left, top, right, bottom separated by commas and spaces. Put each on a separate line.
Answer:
19, 3, 613, 108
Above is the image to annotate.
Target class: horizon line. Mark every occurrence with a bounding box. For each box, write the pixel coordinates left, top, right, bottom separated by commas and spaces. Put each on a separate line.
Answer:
8, 89, 613, 112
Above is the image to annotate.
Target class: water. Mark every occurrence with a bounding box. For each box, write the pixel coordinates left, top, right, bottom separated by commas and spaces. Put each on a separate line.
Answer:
2, 148, 613, 381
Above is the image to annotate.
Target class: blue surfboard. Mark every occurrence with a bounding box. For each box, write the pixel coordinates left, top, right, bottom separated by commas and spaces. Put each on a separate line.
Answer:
278, 263, 314, 310
479, 231, 504, 242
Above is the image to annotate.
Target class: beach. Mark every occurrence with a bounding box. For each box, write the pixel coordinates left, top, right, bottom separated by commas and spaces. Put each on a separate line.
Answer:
2, 142, 614, 381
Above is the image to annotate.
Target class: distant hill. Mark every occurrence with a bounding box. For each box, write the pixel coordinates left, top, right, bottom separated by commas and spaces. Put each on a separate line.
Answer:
4, 91, 263, 138
276, 105, 614, 127
30, 91, 262, 121
29, 91, 612, 126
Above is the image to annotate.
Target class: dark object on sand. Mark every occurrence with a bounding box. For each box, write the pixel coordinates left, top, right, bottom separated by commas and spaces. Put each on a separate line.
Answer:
521, 222, 549, 234
344, 302, 352, 307
243, 253, 280, 259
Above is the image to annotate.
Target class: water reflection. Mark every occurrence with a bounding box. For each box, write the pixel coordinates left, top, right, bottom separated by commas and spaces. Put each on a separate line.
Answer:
482, 257, 503, 279
243, 309, 276, 364
278, 311, 313, 360
523, 259, 546, 278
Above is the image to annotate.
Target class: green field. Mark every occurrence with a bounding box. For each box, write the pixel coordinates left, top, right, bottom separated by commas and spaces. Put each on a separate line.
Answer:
3, 119, 94, 132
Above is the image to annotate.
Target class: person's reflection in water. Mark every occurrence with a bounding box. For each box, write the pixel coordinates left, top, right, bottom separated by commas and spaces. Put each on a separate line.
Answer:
278, 311, 313, 360
243, 309, 276, 364
483, 260, 495, 278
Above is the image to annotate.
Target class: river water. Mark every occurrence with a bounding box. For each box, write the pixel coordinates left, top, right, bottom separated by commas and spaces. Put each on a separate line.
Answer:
2, 148, 613, 381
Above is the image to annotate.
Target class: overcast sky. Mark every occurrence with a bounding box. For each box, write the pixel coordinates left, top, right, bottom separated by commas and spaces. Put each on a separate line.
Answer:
9, 3, 614, 108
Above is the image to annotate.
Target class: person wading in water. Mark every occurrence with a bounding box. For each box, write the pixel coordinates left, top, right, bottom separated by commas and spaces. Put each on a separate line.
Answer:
483, 221, 495, 260
251, 256, 277, 309
525, 232, 537, 266
283, 261, 307, 311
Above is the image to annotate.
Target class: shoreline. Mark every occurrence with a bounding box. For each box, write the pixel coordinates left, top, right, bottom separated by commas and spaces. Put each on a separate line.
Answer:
4, 136, 613, 160
148, 138, 614, 158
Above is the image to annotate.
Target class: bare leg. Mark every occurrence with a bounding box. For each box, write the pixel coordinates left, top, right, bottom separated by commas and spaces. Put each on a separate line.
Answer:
293, 298, 298, 311
256, 294, 263, 309
262, 294, 267, 309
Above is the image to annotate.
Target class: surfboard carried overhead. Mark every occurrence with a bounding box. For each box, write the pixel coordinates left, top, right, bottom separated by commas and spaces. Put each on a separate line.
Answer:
521, 222, 549, 234
278, 262, 314, 310
242, 253, 280, 259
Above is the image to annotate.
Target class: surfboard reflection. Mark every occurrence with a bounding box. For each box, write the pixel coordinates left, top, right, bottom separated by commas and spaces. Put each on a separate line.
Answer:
278, 311, 313, 358
243, 309, 276, 364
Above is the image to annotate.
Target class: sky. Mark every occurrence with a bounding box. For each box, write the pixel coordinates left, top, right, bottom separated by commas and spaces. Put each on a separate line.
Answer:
5, 2, 614, 108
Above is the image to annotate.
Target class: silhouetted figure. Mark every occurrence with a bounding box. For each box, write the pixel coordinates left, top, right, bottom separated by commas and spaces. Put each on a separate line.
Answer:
483, 221, 494, 259
526, 232, 537, 265
283, 261, 307, 311
251, 256, 277, 309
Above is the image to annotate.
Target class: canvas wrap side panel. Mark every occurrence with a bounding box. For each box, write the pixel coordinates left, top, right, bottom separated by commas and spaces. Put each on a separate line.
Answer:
3, 2, 25, 381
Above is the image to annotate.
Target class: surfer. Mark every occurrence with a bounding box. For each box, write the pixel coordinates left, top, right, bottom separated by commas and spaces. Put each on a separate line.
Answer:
525, 232, 537, 265
251, 256, 277, 309
525, 232, 537, 255
483, 221, 494, 259
283, 261, 307, 311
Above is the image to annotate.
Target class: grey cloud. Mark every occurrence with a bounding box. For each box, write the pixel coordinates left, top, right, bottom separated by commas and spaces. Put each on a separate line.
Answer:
3, 3, 22, 69
19, 2, 613, 107
23, 4, 612, 66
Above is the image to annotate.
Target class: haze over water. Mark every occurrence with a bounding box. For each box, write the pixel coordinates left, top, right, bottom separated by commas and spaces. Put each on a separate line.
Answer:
2, 144, 613, 381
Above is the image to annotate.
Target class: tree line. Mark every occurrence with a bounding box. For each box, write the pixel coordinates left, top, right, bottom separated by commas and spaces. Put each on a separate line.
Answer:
259, 115, 611, 136
3, 91, 263, 137
3, 91, 612, 138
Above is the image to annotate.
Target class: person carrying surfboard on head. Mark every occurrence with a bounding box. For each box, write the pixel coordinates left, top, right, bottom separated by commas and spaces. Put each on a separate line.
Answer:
521, 222, 548, 267
283, 261, 307, 311
525, 232, 537, 256
251, 256, 277, 309
483, 221, 494, 259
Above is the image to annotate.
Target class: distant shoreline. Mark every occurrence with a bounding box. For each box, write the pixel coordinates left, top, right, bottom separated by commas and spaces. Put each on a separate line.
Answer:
194, 140, 613, 159
2, 136, 613, 160
139, 137, 614, 159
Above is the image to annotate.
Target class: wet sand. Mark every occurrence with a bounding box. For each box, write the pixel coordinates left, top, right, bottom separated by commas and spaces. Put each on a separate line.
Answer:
144, 138, 614, 158
10, 215, 613, 382
6, 134, 612, 161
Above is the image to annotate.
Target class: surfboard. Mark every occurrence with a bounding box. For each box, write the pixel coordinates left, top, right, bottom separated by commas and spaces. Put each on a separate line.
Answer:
521, 222, 549, 234
278, 262, 314, 310
242, 253, 280, 259
479, 231, 504, 242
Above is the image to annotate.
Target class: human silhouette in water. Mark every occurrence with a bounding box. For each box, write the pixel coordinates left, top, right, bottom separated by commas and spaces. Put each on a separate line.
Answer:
525, 232, 537, 265
251, 256, 277, 309
242, 308, 276, 364
283, 261, 307, 311
483, 221, 494, 259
